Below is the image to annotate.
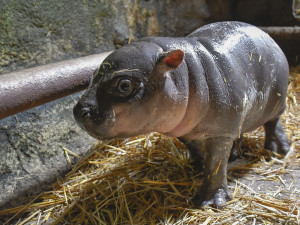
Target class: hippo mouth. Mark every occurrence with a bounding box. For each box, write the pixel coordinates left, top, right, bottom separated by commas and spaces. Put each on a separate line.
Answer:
78, 120, 116, 140
73, 105, 117, 140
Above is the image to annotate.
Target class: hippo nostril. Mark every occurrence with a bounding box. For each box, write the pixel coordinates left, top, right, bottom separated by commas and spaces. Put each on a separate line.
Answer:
81, 107, 91, 118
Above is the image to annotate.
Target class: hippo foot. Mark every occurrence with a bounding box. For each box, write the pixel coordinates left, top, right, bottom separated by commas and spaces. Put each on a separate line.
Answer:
264, 118, 290, 155
265, 140, 290, 156
194, 187, 233, 209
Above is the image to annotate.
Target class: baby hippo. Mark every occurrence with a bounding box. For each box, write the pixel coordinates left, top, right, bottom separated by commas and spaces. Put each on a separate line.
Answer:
73, 21, 290, 208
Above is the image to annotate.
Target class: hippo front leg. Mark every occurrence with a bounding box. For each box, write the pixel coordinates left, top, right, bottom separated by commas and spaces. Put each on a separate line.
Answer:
196, 137, 233, 208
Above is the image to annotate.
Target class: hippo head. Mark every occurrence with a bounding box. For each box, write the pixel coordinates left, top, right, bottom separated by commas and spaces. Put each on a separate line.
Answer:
73, 42, 186, 139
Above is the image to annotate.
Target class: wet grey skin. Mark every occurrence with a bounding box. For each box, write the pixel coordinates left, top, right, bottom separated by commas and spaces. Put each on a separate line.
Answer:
73, 21, 290, 209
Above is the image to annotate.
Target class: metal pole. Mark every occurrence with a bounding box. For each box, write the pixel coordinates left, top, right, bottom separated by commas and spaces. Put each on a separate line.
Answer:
0, 52, 112, 120
259, 26, 300, 40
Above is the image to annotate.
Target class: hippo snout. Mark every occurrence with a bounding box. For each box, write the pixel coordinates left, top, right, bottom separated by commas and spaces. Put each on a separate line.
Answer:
74, 102, 90, 121
73, 100, 117, 139
73, 101, 99, 127
79, 107, 91, 118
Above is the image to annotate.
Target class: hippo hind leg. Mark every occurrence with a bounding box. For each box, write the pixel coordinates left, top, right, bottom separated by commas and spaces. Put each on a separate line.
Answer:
179, 136, 242, 170
229, 136, 243, 161
178, 138, 204, 171
264, 117, 290, 155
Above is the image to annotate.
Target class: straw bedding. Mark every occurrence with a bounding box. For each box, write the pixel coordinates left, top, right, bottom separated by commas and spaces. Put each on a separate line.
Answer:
1, 68, 299, 225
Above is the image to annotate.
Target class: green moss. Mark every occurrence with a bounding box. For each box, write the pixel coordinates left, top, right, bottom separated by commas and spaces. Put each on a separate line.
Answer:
0, 4, 16, 41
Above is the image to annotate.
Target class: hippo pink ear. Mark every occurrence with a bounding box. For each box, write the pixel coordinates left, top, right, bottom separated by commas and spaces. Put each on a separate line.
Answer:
163, 50, 184, 69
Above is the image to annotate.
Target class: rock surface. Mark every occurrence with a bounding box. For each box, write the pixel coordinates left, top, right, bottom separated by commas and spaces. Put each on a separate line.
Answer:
0, 93, 95, 210
0, 0, 210, 74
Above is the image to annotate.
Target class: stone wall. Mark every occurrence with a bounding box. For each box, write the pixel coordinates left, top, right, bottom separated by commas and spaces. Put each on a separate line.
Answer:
0, 0, 210, 74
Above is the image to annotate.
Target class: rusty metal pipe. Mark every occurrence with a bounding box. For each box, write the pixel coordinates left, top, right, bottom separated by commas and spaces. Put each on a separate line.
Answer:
0, 52, 112, 120
259, 26, 300, 40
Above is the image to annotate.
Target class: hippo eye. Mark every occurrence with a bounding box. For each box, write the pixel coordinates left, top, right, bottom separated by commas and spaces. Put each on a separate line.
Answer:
117, 79, 134, 96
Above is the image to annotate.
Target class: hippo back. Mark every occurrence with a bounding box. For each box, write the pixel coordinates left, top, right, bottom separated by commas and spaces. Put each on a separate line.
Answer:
187, 21, 289, 134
